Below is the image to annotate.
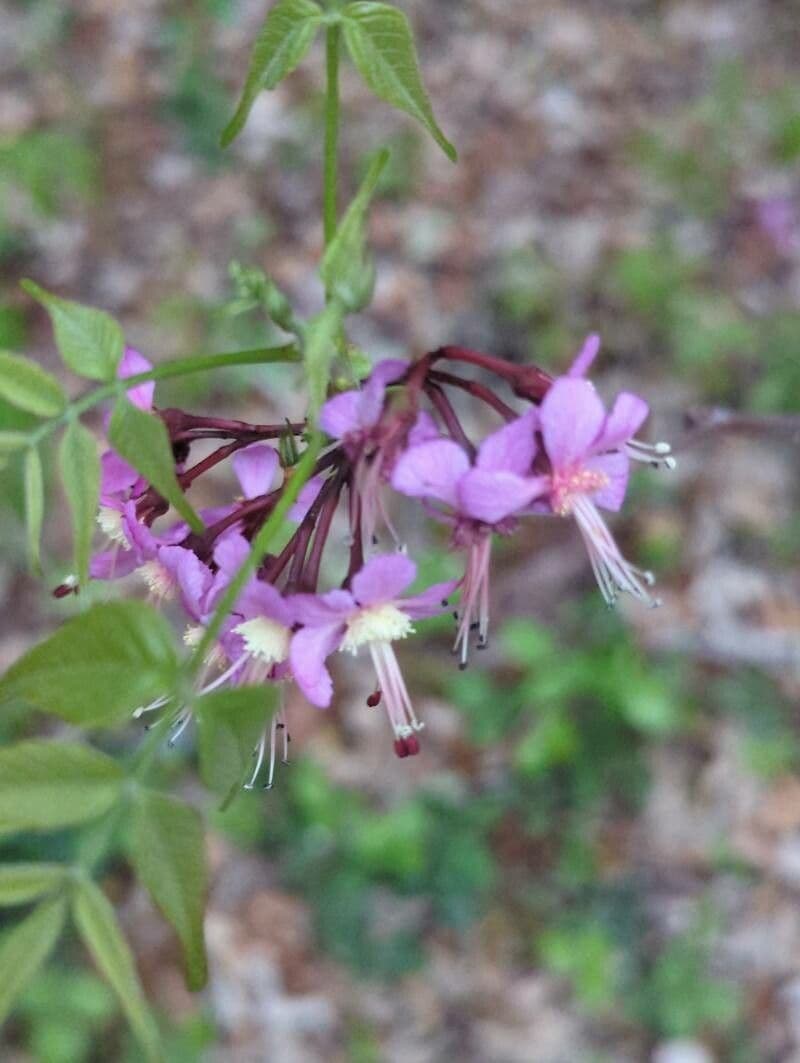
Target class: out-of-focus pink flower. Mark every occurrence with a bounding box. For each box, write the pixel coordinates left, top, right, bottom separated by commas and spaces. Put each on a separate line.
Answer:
756, 196, 798, 256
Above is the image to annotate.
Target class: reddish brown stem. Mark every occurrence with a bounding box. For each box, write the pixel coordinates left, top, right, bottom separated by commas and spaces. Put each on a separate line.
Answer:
432, 346, 552, 401
425, 382, 476, 457
179, 439, 253, 488
302, 470, 346, 591
428, 369, 517, 420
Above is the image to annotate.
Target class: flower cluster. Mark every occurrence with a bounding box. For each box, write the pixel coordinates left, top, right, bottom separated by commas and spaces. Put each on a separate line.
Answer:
75, 337, 673, 785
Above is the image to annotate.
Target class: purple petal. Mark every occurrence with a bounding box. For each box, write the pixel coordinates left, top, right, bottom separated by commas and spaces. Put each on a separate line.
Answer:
351, 554, 417, 607
89, 548, 138, 580
213, 531, 250, 575
457, 469, 549, 525
100, 451, 141, 499
290, 589, 355, 626
155, 521, 190, 546
391, 439, 470, 508
567, 333, 601, 378
288, 473, 327, 523
539, 378, 607, 471
592, 392, 649, 453
358, 358, 408, 427
319, 390, 363, 440
232, 444, 279, 499
402, 579, 460, 619
237, 580, 295, 628
121, 503, 159, 562
585, 452, 630, 512
476, 410, 537, 475
406, 410, 439, 447
289, 623, 344, 708
118, 347, 154, 410
160, 546, 213, 621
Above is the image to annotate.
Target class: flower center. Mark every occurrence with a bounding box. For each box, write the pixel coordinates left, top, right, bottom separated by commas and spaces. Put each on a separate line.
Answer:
551, 465, 609, 517
139, 560, 176, 601
97, 506, 127, 545
233, 617, 290, 665
341, 603, 414, 654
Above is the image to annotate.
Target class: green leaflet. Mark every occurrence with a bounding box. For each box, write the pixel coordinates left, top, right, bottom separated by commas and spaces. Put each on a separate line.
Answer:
0, 601, 180, 727
0, 864, 67, 907
130, 790, 208, 991
22, 279, 124, 382
0, 896, 68, 1026
221, 0, 324, 147
320, 147, 390, 311
108, 397, 204, 534
72, 878, 162, 1062
0, 741, 124, 833
0, 350, 66, 417
195, 685, 279, 797
303, 300, 345, 419
59, 419, 100, 585
24, 446, 44, 574
342, 2, 457, 161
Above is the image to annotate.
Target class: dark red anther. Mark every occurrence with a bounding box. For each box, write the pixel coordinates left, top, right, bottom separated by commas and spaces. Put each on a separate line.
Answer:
394, 737, 410, 758
405, 735, 420, 756
52, 582, 79, 599
366, 689, 382, 707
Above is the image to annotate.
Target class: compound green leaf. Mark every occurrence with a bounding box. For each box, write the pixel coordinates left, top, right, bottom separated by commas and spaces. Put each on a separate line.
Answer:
342, 2, 456, 161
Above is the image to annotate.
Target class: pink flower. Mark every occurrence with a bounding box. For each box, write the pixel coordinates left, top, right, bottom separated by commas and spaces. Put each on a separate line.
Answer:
319, 359, 434, 547
536, 334, 669, 606
391, 410, 546, 664
289, 554, 456, 756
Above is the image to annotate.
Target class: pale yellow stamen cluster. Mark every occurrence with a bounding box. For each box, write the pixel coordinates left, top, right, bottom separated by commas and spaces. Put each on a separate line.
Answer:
551, 467, 609, 517
341, 603, 414, 654
97, 506, 127, 546
233, 617, 291, 665
139, 561, 176, 602
183, 625, 226, 669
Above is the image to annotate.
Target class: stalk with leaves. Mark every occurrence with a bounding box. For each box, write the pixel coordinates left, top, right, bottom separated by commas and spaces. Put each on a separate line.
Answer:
0, 2, 674, 1057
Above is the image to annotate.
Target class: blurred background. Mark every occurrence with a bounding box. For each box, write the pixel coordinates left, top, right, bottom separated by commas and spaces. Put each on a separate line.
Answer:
1, 0, 800, 1060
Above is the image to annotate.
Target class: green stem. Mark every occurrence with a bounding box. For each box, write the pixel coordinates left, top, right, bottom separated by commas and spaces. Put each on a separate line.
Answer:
323, 24, 341, 251
187, 431, 324, 675
27, 344, 299, 447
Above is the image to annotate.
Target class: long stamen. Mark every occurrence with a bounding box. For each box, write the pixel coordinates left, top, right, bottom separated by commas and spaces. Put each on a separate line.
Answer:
264, 714, 278, 789
133, 694, 171, 719
626, 439, 676, 470
572, 496, 660, 607
380, 640, 422, 733
244, 729, 267, 790
196, 653, 248, 695
167, 711, 192, 747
